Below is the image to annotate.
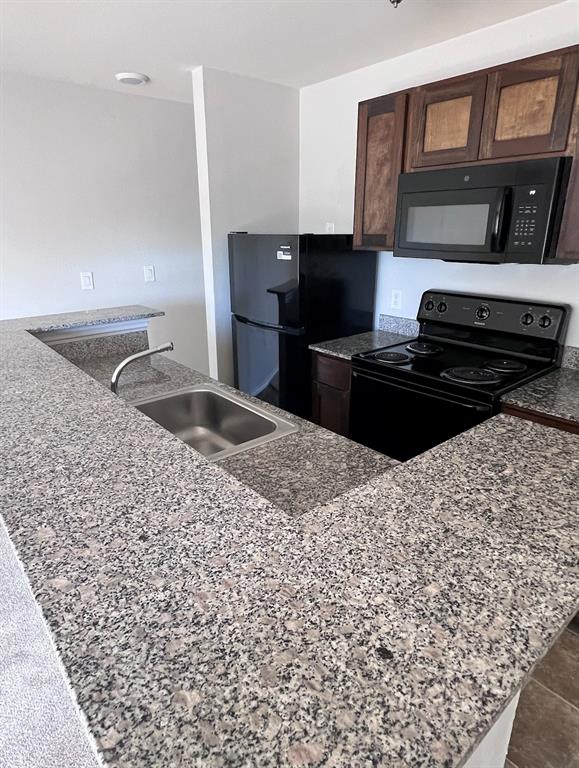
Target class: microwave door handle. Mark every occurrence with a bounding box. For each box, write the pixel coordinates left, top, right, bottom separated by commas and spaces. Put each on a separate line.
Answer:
491, 187, 512, 252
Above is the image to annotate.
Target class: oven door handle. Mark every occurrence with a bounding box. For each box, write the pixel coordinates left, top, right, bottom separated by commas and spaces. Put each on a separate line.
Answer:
352, 371, 490, 412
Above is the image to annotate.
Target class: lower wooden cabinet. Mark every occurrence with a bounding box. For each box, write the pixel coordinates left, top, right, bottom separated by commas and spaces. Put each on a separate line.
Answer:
312, 381, 350, 436
311, 352, 352, 436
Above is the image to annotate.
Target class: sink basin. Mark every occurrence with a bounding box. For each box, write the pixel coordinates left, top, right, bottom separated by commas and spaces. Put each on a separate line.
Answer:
133, 383, 298, 461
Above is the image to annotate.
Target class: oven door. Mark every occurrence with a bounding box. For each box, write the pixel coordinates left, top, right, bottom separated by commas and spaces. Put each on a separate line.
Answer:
350, 369, 492, 462
395, 186, 511, 263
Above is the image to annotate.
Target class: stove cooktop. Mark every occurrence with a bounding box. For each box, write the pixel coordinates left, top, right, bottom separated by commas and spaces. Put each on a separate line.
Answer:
354, 336, 553, 402
349, 290, 569, 462
353, 290, 569, 404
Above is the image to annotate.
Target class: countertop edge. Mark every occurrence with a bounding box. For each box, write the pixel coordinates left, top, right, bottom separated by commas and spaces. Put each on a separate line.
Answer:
1, 305, 164, 334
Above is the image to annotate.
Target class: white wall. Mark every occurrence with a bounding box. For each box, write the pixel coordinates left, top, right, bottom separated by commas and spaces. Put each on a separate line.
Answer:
193, 67, 299, 383
299, 0, 579, 345
0, 71, 209, 371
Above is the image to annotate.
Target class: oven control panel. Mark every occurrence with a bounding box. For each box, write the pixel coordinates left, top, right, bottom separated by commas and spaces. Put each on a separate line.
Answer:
418, 290, 567, 340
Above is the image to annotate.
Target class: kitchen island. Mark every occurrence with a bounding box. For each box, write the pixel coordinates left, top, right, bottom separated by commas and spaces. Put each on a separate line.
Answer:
1, 306, 577, 768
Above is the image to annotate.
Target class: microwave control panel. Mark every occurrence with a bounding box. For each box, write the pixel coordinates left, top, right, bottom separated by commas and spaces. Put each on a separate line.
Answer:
418, 291, 567, 340
507, 185, 550, 255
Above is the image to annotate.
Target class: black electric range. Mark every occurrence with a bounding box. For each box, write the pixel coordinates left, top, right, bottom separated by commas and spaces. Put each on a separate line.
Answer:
350, 290, 570, 461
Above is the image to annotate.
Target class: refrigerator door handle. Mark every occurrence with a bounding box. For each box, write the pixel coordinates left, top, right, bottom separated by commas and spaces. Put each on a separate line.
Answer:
234, 315, 305, 336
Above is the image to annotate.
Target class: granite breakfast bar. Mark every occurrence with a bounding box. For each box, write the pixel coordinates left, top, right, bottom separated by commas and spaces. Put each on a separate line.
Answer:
1, 306, 578, 768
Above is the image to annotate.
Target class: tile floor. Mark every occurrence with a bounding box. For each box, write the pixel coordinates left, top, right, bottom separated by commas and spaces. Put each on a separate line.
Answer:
506, 613, 579, 768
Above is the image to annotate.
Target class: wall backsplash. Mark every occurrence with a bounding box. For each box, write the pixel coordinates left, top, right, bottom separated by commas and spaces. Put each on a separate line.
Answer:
562, 346, 579, 369
378, 313, 419, 337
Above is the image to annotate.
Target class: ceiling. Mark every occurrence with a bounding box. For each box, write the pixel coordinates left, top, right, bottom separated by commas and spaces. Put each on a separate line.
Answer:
0, 0, 568, 102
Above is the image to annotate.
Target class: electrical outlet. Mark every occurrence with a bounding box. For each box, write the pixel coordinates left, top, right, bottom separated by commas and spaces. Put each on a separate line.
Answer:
80, 271, 94, 290
325, 222, 335, 234
143, 265, 156, 282
391, 289, 402, 310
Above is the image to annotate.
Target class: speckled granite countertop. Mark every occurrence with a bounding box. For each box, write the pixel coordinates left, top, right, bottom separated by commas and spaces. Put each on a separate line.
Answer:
309, 330, 413, 360
1, 306, 578, 768
2, 304, 164, 333
295, 415, 578, 766
502, 367, 579, 425
74, 353, 397, 516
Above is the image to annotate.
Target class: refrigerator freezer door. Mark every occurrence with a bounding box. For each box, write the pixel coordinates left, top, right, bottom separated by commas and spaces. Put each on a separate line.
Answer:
232, 316, 310, 418
229, 234, 301, 328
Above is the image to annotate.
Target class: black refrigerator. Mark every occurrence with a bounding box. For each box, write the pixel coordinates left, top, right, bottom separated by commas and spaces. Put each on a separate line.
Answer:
229, 233, 376, 419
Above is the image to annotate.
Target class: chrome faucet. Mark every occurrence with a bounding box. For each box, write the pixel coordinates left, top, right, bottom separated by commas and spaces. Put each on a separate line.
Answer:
110, 342, 174, 394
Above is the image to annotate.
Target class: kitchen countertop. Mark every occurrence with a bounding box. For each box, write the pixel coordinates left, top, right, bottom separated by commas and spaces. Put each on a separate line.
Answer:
308, 330, 413, 360
1, 306, 578, 768
75, 353, 398, 517
502, 367, 579, 425
296, 415, 578, 766
2, 304, 164, 333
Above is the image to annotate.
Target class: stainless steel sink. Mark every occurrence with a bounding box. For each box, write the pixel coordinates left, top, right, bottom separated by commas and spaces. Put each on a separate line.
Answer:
133, 383, 298, 461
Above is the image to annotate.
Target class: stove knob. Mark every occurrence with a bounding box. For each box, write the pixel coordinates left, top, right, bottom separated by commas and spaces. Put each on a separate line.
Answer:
424, 299, 435, 311
476, 304, 490, 321
538, 315, 552, 328
437, 301, 448, 313
521, 312, 535, 326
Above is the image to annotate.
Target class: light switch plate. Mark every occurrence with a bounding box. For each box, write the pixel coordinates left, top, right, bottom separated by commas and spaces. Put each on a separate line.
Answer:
80, 271, 94, 290
143, 265, 156, 282
325, 222, 335, 234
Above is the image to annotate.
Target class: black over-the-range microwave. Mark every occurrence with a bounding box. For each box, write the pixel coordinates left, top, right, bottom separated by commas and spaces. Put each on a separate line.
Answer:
393, 157, 571, 264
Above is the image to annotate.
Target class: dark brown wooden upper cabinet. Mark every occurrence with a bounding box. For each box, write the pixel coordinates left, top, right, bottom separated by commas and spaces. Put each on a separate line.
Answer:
480, 49, 579, 159
353, 92, 406, 250
407, 75, 487, 168
555, 86, 579, 261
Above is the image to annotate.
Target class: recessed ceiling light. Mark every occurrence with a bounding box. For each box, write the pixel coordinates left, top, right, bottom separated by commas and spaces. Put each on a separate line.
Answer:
115, 72, 150, 86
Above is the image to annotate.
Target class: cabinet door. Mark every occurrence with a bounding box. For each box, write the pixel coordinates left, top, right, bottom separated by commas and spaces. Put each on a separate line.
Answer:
480, 49, 579, 159
312, 381, 350, 437
554, 85, 579, 261
407, 75, 487, 168
312, 352, 351, 390
353, 93, 406, 251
